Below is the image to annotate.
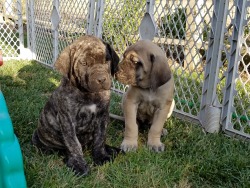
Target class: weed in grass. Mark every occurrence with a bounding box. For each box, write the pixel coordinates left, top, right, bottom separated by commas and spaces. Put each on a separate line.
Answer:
0, 60, 250, 188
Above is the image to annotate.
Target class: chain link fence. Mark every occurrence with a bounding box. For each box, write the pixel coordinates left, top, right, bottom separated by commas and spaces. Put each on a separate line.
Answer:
0, 0, 249, 140
220, 0, 250, 138
0, 0, 25, 59
25, 0, 90, 65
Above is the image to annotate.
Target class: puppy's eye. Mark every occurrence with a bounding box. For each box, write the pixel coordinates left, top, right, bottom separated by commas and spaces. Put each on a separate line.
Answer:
135, 61, 144, 72
135, 61, 142, 66
80, 61, 87, 66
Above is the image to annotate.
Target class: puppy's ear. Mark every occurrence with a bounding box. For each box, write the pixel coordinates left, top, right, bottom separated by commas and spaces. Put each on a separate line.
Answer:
54, 46, 75, 78
150, 54, 172, 90
104, 42, 120, 76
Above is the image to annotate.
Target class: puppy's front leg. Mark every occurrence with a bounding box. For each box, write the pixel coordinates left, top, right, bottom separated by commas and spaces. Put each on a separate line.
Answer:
92, 114, 109, 165
121, 96, 139, 152
58, 113, 89, 176
92, 112, 120, 165
147, 100, 173, 152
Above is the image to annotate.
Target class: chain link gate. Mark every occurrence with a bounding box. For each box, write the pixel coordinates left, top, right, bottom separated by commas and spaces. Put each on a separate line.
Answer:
198, 0, 250, 139
0, 0, 25, 59
26, 0, 91, 65
220, 0, 250, 139
1, 0, 249, 140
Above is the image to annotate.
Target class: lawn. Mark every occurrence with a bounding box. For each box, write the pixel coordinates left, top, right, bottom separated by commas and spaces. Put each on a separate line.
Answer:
0, 60, 250, 188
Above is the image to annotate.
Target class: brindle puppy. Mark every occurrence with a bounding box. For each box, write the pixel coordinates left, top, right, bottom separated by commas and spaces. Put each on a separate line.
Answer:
32, 35, 121, 176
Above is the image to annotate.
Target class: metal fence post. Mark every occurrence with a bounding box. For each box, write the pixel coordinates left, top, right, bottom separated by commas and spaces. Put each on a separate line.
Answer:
94, 0, 104, 38
199, 0, 229, 133
25, 0, 32, 60
139, 0, 156, 40
221, 0, 247, 135
16, 0, 24, 58
51, 0, 60, 64
146, 0, 155, 14
27, 0, 36, 60
86, 0, 95, 35
185, 0, 204, 70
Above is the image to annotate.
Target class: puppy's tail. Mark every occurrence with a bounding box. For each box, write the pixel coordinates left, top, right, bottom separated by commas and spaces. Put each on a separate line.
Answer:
31, 129, 51, 153
31, 129, 45, 148
167, 99, 175, 119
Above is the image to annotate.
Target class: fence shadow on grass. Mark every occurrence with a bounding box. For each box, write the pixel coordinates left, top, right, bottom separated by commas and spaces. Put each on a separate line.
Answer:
0, 60, 61, 144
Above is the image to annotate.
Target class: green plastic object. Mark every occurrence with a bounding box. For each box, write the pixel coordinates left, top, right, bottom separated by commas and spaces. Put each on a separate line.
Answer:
0, 91, 27, 188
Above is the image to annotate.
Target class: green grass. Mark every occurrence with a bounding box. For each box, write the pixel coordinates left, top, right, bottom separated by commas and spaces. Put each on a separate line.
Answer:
1, 60, 250, 188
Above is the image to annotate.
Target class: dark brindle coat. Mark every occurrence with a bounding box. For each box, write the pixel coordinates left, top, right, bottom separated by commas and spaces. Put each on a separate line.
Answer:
32, 35, 120, 176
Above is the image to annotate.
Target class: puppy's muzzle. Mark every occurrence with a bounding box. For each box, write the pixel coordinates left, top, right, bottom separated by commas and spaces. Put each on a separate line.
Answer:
88, 71, 111, 91
97, 75, 107, 84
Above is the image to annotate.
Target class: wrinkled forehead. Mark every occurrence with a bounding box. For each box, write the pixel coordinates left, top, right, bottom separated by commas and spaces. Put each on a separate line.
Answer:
74, 39, 106, 59
123, 50, 135, 58
124, 43, 146, 58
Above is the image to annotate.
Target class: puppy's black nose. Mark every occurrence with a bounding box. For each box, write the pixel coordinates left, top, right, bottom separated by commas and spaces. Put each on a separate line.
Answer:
97, 76, 106, 83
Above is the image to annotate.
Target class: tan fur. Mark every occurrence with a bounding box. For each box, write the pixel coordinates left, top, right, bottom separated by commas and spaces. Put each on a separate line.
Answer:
116, 40, 175, 152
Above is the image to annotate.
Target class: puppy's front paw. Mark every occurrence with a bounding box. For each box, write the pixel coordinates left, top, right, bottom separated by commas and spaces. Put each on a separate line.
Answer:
105, 145, 125, 156
147, 141, 165, 152
120, 139, 138, 152
93, 154, 112, 166
93, 145, 124, 166
66, 156, 89, 176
